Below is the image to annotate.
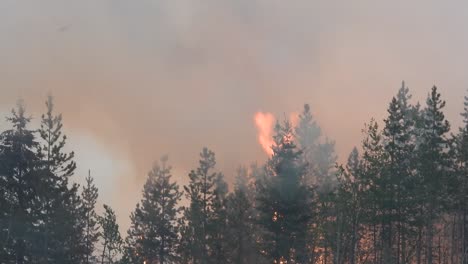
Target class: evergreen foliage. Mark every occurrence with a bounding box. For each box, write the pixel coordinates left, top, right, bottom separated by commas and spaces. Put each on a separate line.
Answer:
1, 85, 468, 264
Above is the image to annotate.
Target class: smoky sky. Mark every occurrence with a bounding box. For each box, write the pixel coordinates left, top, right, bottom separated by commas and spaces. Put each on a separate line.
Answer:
0, 0, 467, 230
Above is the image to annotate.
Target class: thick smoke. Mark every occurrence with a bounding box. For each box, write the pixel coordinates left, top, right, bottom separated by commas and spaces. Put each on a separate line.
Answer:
0, 0, 466, 230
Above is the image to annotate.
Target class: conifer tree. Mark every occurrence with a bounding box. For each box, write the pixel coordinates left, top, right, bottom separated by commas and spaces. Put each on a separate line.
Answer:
226, 166, 258, 264
381, 82, 417, 264
208, 173, 229, 263
360, 119, 388, 264
416, 86, 451, 264
452, 90, 468, 263
295, 103, 337, 263
36, 95, 83, 263
295, 104, 321, 186
38, 95, 76, 181
182, 147, 220, 264
121, 206, 145, 264
256, 119, 310, 263
178, 214, 196, 264
334, 148, 364, 264
0, 101, 40, 263
461, 91, 468, 264
124, 156, 183, 264
82, 170, 100, 264
295, 103, 337, 187
99, 204, 123, 264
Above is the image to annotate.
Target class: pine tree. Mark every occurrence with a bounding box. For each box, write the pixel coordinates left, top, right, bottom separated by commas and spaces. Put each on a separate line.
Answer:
334, 148, 364, 264
124, 156, 183, 264
178, 213, 196, 264
381, 82, 417, 264
37, 95, 76, 182
294, 103, 337, 263
416, 86, 451, 264
208, 173, 229, 263
121, 206, 145, 264
0, 101, 40, 263
182, 147, 221, 264
256, 119, 311, 263
333, 133, 369, 264
452, 90, 468, 263
295, 104, 321, 186
462, 91, 468, 264
360, 119, 389, 264
99, 204, 123, 264
36, 95, 83, 263
226, 166, 258, 264
82, 170, 100, 264
295, 103, 337, 187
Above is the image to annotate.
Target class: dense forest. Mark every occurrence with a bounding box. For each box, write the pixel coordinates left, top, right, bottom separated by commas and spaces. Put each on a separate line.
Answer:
1, 83, 468, 264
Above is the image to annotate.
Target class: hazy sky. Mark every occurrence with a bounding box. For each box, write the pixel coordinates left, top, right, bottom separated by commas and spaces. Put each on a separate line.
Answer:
0, 0, 467, 230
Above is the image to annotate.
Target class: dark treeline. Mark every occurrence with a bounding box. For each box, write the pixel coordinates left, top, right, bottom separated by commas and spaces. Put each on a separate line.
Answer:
1, 83, 468, 264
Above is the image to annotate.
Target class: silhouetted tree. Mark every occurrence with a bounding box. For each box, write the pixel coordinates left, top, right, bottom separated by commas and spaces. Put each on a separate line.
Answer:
182, 148, 220, 264
81, 170, 100, 264
416, 86, 451, 264
256, 119, 311, 263
124, 156, 183, 264
36, 95, 84, 263
226, 166, 259, 264
99, 205, 122, 264
0, 101, 40, 263
381, 82, 417, 264
208, 173, 229, 263
458, 91, 468, 264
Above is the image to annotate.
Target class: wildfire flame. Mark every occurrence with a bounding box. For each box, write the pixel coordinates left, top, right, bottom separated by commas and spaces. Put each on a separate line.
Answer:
254, 111, 299, 157
254, 112, 275, 157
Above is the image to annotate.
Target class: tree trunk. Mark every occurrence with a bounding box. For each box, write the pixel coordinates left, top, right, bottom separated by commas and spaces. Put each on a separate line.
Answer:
350, 214, 357, 264
464, 208, 467, 264
417, 225, 422, 264
101, 241, 107, 264
160, 236, 165, 264
335, 212, 342, 264
426, 205, 434, 264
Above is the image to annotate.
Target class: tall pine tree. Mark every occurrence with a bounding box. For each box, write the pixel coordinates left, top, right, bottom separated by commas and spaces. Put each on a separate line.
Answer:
0, 101, 40, 263
99, 204, 122, 264
36, 95, 83, 263
182, 147, 220, 264
452, 90, 468, 263
256, 119, 310, 263
226, 166, 259, 264
381, 82, 417, 264
416, 86, 451, 264
124, 156, 183, 264
360, 119, 388, 264
82, 170, 100, 264
208, 173, 229, 263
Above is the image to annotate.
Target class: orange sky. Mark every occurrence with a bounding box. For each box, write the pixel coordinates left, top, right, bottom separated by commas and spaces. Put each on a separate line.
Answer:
0, 0, 466, 231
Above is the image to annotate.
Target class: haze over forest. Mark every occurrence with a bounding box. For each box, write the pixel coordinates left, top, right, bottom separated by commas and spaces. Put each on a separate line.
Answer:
1, 1, 468, 263
1, 0, 466, 231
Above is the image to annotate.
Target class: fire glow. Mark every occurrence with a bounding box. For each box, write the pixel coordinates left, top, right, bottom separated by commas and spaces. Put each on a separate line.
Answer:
254, 111, 299, 157
254, 112, 275, 157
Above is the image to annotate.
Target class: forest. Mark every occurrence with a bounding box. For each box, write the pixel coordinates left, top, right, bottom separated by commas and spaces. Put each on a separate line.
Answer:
1, 83, 468, 264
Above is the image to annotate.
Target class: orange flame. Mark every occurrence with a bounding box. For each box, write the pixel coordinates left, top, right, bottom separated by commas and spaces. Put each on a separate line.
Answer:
254, 111, 299, 157
254, 112, 275, 156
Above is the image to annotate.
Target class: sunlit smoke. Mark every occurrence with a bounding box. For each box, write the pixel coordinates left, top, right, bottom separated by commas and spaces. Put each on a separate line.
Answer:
289, 112, 299, 129
254, 112, 275, 157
